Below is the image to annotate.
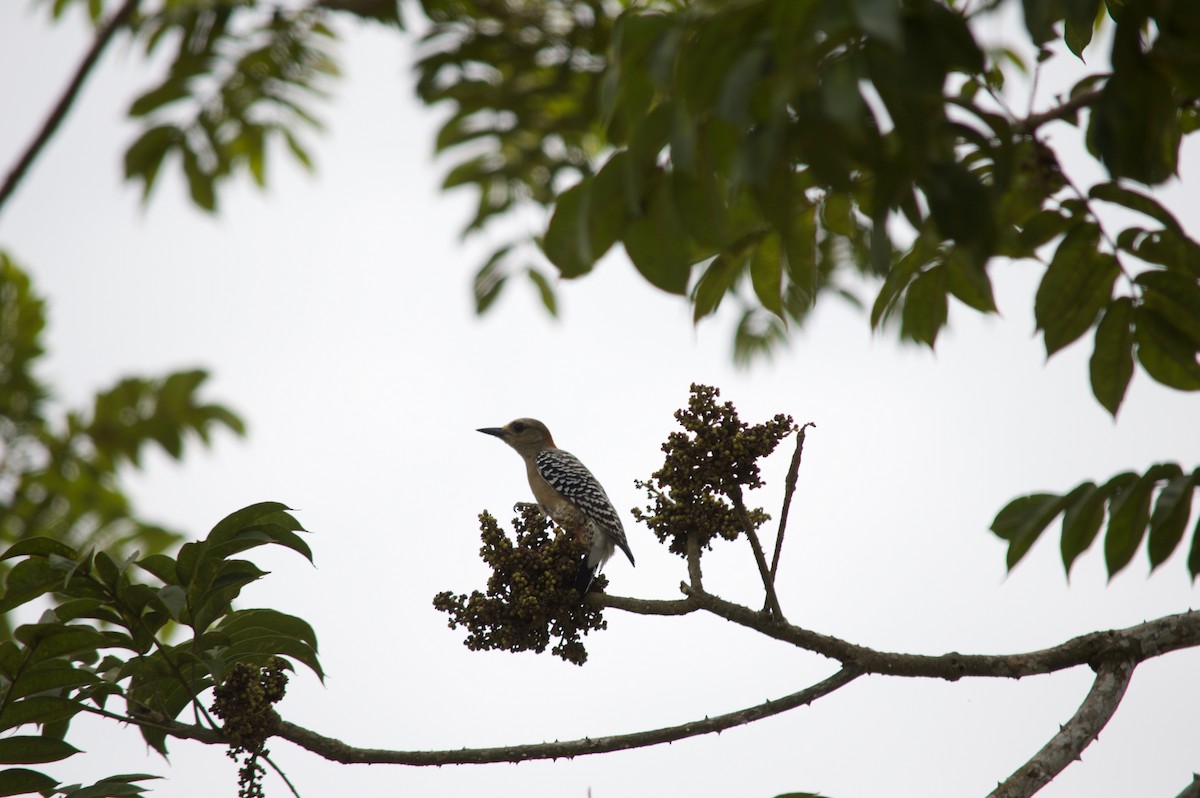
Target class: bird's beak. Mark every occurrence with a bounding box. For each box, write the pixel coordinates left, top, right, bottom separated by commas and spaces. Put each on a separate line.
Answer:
477, 427, 506, 439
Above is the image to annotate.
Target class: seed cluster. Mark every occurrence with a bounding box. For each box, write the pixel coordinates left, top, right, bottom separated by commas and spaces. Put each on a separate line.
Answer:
211, 658, 288, 798
433, 506, 607, 666
633, 383, 795, 556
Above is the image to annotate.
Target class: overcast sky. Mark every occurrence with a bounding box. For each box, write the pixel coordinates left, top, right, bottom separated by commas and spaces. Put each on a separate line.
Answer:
2, 3, 1198, 797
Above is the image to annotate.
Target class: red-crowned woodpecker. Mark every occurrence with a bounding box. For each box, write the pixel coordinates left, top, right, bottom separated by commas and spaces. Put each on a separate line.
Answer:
478, 418, 634, 594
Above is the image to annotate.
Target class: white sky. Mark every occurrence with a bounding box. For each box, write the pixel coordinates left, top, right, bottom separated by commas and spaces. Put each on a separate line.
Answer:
1, 3, 1198, 797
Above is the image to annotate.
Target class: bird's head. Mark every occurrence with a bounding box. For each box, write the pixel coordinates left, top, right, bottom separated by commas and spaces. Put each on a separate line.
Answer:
477, 418, 556, 457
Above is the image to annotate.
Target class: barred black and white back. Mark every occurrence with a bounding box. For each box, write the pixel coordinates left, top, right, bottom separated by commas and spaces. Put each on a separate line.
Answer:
535, 448, 635, 589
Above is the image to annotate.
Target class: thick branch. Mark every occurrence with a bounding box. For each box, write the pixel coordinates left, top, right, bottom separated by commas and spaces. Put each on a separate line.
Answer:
272, 667, 860, 765
684, 590, 1200, 680
988, 658, 1135, 798
0, 0, 139, 218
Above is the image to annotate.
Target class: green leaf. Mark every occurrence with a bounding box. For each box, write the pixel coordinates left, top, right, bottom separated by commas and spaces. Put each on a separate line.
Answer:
0, 736, 79, 765
991, 493, 1066, 569
1104, 471, 1160, 577
155, 585, 186, 621
526, 269, 558, 317
472, 246, 510, 315
0, 697, 83, 732
624, 173, 697, 295
1091, 17, 1180, 185
901, 265, 948, 347
135, 554, 177, 585
1190, 511, 1200, 581
64, 775, 160, 798
15, 625, 108, 664
1148, 473, 1196, 571
1089, 182, 1183, 233
852, 0, 903, 49
1089, 296, 1135, 416
1136, 271, 1200, 348
542, 181, 593, 279
128, 81, 191, 118
945, 251, 996, 312
692, 253, 745, 322
750, 232, 784, 317
870, 237, 933, 329
0, 768, 58, 797
1060, 481, 1107, 576
922, 161, 994, 253
0, 538, 79, 563
1063, 0, 1102, 58
181, 146, 215, 212
1134, 307, 1200, 390
1035, 223, 1119, 356
8, 662, 100, 700
0, 559, 63, 614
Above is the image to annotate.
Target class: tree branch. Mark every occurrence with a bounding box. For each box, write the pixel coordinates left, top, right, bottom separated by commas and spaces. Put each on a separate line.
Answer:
591, 593, 696, 615
1015, 87, 1104, 135
0, 0, 139, 219
729, 488, 785, 622
272, 667, 861, 765
988, 657, 1135, 798
770, 422, 814, 581
685, 590, 1200, 680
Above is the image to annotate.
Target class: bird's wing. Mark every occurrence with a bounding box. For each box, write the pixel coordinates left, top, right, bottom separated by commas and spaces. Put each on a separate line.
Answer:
535, 449, 634, 565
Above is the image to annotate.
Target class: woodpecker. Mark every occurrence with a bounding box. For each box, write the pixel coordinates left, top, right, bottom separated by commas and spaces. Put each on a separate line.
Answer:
477, 418, 634, 594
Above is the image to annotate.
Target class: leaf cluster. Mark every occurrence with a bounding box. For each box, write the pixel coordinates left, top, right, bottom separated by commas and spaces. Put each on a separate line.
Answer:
633, 384, 795, 557
433, 507, 607, 666
0, 502, 320, 793
992, 464, 1200, 580
122, 2, 340, 210
415, 0, 617, 316
417, 0, 1200, 387
0, 254, 245, 635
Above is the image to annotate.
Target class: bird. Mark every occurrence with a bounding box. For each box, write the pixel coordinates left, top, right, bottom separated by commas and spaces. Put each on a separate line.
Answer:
477, 418, 634, 594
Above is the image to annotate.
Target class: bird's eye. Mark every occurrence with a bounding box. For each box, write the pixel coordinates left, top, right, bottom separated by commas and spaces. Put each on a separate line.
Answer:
510, 421, 526, 433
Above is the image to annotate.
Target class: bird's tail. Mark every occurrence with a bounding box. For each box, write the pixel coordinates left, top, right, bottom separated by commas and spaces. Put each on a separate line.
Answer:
575, 556, 598, 597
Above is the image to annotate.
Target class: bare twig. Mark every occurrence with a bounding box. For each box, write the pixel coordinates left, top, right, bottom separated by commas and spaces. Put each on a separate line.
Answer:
988, 658, 1135, 798
263, 752, 303, 798
728, 487, 785, 621
769, 422, 815, 581
0, 0, 140, 219
271, 668, 860, 765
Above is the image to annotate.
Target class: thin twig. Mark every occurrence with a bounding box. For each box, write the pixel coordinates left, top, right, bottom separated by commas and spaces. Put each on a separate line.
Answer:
263, 752, 303, 798
769, 422, 815, 581
1014, 87, 1104, 136
0, 0, 140, 219
987, 658, 1135, 798
729, 488, 785, 622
